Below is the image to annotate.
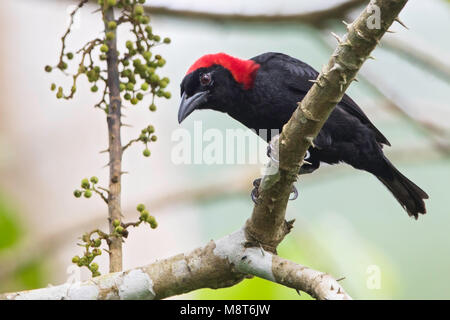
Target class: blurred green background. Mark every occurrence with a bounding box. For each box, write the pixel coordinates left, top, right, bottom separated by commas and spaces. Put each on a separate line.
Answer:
0, 0, 449, 299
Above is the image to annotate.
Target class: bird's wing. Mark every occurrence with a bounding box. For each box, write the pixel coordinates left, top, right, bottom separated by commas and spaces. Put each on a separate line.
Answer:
251, 52, 391, 146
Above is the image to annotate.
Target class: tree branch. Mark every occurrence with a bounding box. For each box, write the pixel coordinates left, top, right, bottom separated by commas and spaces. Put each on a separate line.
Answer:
0, 229, 349, 300
143, 0, 366, 26
246, 0, 409, 251
103, 6, 123, 273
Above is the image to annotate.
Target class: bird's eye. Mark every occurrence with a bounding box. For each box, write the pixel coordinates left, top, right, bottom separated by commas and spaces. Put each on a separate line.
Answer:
200, 73, 211, 86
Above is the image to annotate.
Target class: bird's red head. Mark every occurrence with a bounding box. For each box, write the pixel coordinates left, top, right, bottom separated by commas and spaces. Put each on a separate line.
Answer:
178, 53, 261, 123
186, 53, 260, 90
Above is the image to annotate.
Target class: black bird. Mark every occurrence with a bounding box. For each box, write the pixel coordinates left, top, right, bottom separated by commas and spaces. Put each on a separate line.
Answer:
178, 52, 429, 219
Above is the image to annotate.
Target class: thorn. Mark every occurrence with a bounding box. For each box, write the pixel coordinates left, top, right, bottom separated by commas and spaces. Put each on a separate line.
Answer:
330, 285, 334, 290
308, 79, 318, 83
258, 242, 265, 257
337, 287, 342, 294
331, 32, 343, 44
342, 20, 351, 31
386, 29, 396, 34
295, 289, 301, 296
395, 17, 409, 30
120, 171, 129, 175
303, 160, 312, 165
353, 77, 359, 82
306, 136, 316, 148
99, 148, 109, 154
121, 123, 133, 128
102, 161, 111, 168
368, 55, 376, 60
336, 277, 346, 282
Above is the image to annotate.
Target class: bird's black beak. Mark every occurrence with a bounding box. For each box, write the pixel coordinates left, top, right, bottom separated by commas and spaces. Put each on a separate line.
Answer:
178, 91, 208, 124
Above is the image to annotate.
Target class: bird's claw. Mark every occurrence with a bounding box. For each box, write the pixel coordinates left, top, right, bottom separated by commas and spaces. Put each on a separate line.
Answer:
251, 178, 261, 204
251, 178, 298, 203
289, 185, 299, 201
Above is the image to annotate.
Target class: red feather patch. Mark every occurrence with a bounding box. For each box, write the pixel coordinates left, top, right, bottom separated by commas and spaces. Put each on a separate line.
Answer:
186, 53, 260, 90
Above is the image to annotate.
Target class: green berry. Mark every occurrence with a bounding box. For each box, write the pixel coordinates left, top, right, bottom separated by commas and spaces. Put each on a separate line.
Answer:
115, 226, 124, 234
143, 149, 151, 157
45, 65, 52, 73
93, 248, 102, 256
80, 256, 88, 266
149, 104, 156, 112
91, 85, 98, 92
89, 263, 99, 272
131, 97, 138, 105
100, 44, 109, 53
84, 190, 92, 198
143, 51, 152, 61
106, 32, 115, 40
157, 58, 166, 67
81, 178, 90, 189
147, 125, 155, 133
124, 93, 131, 100
140, 210, 149, 220
93, 239, 101, 247
107, 0, 117, 6
67, 52, 74, 60
126, 82, 134, 91
119, 83, 126, 91
56, 88, 63, 99
137, 204, 146, 212
139, 133, 148, 142
72, 256, 80, 264
163, 91, 171, 99
74, 190, 82, 198
163, 37, 171, 44
136, 93, 144, 100
113, 219, 120, 227
151, 135, 157, 142
90, 176, 99, 184
134, 5, 144, 16
108, 21, 117, 30
148, 216, 157, 229
141, 82, 149, 91
51, 83, 56, 91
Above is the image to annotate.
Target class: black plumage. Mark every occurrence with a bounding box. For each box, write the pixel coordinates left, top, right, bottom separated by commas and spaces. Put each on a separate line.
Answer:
179, 52, 429, 219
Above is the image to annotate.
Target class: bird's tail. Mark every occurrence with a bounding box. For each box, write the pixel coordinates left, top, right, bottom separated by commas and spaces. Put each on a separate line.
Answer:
377, 159, 429, 219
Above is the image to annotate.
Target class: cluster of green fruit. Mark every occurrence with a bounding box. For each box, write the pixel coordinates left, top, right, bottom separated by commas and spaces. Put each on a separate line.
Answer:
72, 231, 106, 277
139, 125, 157, 157
136, 203, 157, 229
73, 177, 99, 199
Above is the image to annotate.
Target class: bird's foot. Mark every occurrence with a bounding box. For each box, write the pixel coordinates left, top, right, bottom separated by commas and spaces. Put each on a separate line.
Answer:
289, 185, 299, 201
251, 178, 299, 203
251, 178, 261, 204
